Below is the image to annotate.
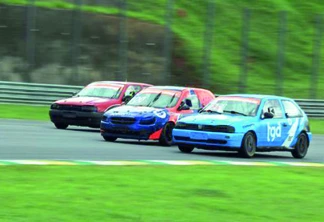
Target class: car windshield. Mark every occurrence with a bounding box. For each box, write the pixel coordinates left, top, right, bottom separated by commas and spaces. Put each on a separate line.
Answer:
76, 85, 123, 98
127, 91, 181, 108
201, 96, 261, 117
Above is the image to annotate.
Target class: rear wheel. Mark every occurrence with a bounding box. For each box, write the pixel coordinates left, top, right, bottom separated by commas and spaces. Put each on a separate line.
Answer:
291, 133, 308, 159
178, 145, 194, 153
103, 136, 117, 142
239, 132, 256, 158
159, 122, 175, 146
54, 123, 68, 129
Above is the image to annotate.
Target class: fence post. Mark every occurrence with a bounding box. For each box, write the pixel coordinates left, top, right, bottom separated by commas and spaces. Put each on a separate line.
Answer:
202, 1, 216, 89
117, 0, 128, 81
276, 11, 287, 96
310, 14, 323, 99
71, 0, 82, 84
163, 0, 174, 85
25, 0, 36, 82
239, 8, 250, 93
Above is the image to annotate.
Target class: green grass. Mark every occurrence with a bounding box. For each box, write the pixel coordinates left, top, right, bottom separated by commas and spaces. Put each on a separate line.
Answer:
0, 104, 50, 121
1, 0, 324, 98
1, 104, 324, 134
0, 165, 323, 221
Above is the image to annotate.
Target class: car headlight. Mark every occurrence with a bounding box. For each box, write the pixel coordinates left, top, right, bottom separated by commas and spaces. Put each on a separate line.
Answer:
102, 115, 108, 121
175, 122, 186, 129
51, 103, 60, 109
81, 106, 98, 112
139, 117, 156, 125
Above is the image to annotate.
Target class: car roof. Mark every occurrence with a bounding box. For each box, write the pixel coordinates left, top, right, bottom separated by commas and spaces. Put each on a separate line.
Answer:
146, 85, 211, 92
217, 94, 293, 100
88, 81, 152, 86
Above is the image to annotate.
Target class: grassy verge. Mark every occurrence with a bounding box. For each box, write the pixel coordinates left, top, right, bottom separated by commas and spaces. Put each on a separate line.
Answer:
0, 104, 50, 121
0, 165, 323, 221
1, 104, 324, 134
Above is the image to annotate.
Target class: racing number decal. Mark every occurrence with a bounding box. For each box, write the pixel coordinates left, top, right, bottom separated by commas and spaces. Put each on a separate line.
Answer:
267, 122, 281, 142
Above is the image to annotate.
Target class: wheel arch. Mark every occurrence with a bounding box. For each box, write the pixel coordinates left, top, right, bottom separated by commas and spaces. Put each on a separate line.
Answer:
300, 130, 310, 146
243, 130, 258, 146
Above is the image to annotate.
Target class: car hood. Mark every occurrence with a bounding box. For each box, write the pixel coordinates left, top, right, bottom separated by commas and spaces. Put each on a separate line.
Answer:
178, 113, 254, 126
55, 96, 113, 106
106, 105, 169, 119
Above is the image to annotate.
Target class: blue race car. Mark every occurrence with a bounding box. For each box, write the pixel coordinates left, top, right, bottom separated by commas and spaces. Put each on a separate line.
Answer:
172, 94, 312, 158
100, 86, 215, 146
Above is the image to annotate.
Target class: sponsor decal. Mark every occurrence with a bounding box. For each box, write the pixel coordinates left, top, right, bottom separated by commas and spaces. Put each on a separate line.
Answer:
243, 124, 254, 128
282, 119, 299, 147
267, 122, 281, 142
153, 110, 167, 119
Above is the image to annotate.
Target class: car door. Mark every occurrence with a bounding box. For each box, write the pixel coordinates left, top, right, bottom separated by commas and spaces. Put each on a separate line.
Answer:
280, 99, 304, 147
195, 89, 215, 108
257, 99, 289, 147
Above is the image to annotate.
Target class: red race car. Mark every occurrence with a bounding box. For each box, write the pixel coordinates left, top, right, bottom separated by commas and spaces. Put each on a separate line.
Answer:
49, 81, 152, 129
100, 86, 216, 146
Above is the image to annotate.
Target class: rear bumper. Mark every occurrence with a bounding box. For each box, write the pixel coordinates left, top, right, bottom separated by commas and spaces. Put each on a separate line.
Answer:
49, 110, 103, 128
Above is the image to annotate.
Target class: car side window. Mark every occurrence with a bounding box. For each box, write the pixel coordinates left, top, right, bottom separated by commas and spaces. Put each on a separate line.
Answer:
282, 100, 303, 118
262, 99, 284, 118
183, 94, 200, 110
124, 85, 142, 97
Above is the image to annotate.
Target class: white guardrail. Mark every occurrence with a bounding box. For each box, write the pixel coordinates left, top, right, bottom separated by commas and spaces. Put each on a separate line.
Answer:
0, 81, 323, 118
0, 81, 82, 105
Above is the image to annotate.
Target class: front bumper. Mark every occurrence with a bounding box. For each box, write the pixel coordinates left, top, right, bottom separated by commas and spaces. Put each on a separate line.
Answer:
100, 121, 163, 140
49, 109, 104, 128
172, 129, 244, 150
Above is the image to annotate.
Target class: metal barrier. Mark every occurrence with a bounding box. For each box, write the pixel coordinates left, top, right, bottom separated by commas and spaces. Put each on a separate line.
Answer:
294, 99, 324, 118
0, 81, 323, 118
0, 81, 83, 105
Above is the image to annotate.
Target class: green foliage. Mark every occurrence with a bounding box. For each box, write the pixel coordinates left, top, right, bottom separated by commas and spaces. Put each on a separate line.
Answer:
0, 0, 324, 98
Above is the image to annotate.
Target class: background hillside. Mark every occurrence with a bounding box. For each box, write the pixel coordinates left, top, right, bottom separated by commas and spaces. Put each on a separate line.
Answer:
0, 0, 323, 98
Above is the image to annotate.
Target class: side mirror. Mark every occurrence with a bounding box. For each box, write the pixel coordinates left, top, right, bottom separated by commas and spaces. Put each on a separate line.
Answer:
185, 99, 192, 107
263, 112, 274, 119
177, 101, 190, 111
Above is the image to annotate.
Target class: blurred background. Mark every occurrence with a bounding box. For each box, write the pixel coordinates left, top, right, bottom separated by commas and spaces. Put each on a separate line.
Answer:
0, 0, 323, 98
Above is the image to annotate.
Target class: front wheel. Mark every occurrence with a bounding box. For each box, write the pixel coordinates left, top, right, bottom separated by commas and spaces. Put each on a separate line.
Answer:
103, 136, 117, 142
178, 145, 194, 153
239, 132, 256, 158
159, 122, 175, 146
54, 123, 68, 129
291, 133, 309, 159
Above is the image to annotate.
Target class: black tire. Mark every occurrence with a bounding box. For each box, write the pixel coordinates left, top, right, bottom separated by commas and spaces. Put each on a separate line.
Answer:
159, 122, 175, 146
178, 145, 194, 153
103, 136, 117, 142
239, 132, 256, 158
291, 133, 309, 159
54, 123, 68, 129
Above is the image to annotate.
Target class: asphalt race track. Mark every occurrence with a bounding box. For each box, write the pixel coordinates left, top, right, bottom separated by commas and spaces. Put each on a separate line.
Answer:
0, 119, 323, 163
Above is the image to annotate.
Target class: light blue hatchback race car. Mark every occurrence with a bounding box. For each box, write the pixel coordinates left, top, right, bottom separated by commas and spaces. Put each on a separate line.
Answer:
172, 94, 312, 158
